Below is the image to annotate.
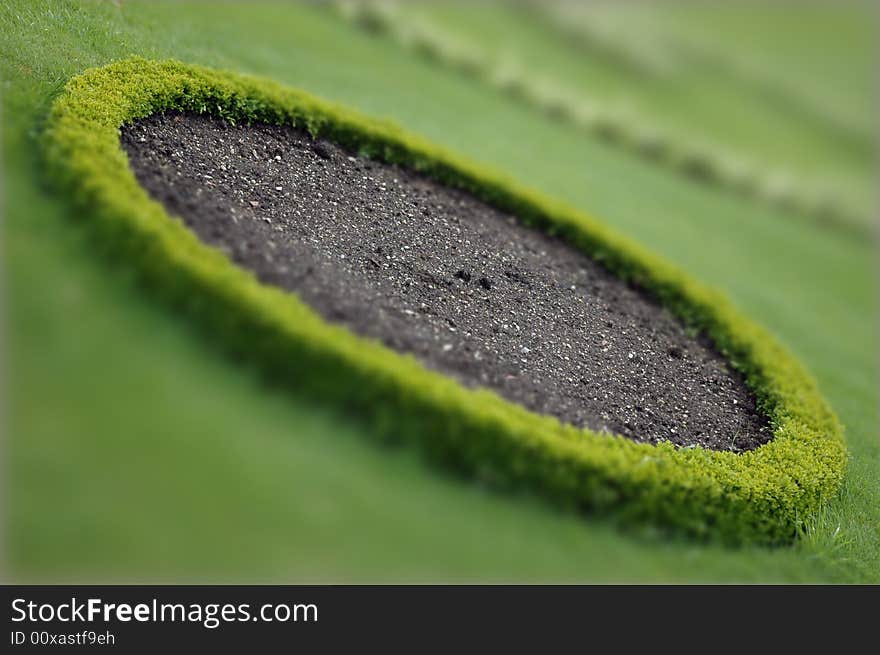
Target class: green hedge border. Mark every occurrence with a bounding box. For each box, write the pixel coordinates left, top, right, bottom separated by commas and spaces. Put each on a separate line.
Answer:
42, 57, 846, 544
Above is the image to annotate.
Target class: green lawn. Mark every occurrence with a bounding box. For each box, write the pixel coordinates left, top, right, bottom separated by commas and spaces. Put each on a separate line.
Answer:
2, 0, 878, 581
394, 0, 875, 224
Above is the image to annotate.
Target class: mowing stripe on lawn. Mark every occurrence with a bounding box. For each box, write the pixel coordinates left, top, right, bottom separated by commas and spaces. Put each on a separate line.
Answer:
530, 0, 873, 147
332, 0, 870, 240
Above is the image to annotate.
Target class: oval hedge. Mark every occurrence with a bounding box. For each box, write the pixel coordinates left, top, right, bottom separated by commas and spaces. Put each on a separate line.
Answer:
42, 57, 846, 544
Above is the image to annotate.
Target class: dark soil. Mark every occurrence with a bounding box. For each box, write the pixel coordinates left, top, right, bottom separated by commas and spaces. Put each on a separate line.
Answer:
121, 112, 772, 452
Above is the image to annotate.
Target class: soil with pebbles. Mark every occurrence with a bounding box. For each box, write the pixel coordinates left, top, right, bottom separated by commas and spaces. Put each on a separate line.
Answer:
121, 112, 772, 452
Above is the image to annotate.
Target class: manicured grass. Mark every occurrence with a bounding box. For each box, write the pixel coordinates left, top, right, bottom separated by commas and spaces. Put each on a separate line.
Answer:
393, 0, 875, 224
2, 0, 878, 581
604, 1, 875, 131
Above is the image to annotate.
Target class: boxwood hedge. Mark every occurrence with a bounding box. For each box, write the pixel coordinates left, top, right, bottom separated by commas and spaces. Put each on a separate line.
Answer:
42, 57, 847, 544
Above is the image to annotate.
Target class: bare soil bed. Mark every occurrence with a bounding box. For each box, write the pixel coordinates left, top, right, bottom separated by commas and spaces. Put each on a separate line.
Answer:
121, 112, 771, 452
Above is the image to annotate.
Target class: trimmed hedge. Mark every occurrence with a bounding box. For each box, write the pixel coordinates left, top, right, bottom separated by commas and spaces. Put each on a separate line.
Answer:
42, 57, 846, 544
